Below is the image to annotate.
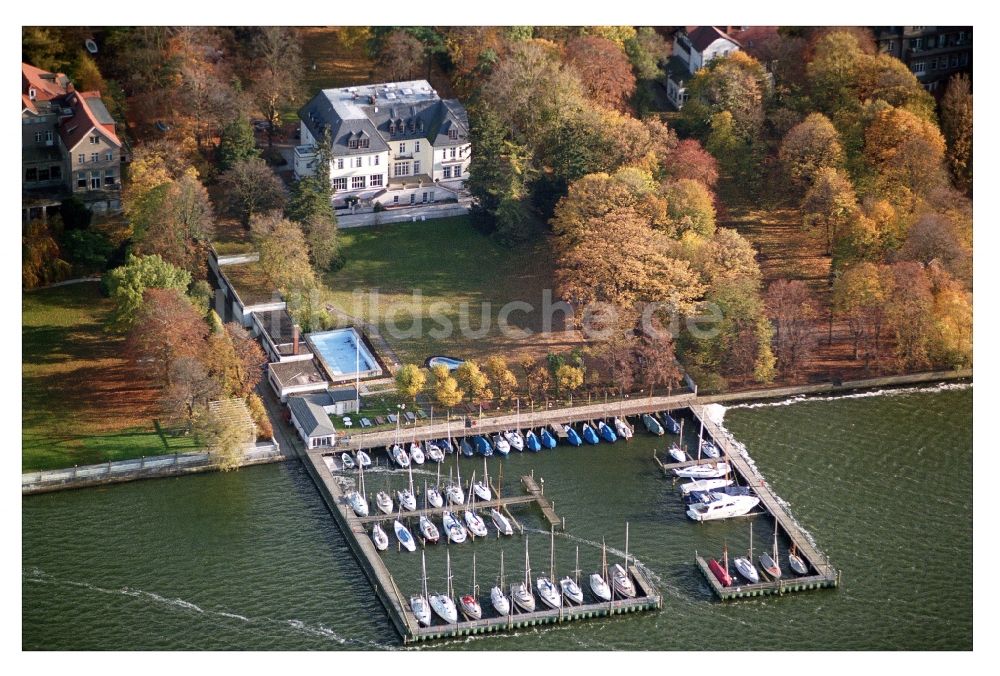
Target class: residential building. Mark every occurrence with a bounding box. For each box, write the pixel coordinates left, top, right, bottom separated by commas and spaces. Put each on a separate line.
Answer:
665, 26, 742, 109
873, 27, 972, 94
287, 395, 337, 449
294, 80, 470, 209
21, 62, 123, 220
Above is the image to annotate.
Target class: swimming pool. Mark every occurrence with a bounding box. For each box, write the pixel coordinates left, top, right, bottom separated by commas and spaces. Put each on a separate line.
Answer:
306, 328, 382, 381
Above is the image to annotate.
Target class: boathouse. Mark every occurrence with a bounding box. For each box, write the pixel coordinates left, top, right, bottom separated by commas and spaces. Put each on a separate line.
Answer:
288, 395, 337, 449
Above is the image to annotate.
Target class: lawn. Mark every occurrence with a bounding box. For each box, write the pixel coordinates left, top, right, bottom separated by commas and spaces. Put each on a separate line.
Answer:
324, 216, 586, 368
22, 283, 197, 472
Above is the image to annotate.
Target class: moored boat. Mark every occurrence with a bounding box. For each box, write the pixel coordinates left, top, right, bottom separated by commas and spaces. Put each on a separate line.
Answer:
426, 485, 444, 509
700, 440, 720, 459
686, 492, 760, 521
490, 508, 513, 536
512, 538, 536, 612
439, 438, 454, 454
426, 442, 444, 463
430, 551, 459, 624
597, 420, 618, 443
464, 509, 488, 538
642, 414, 664, 436
788, 544, 809, 575
460, 438, 475, 457
372, 523, 389, 551
540, 428, 557, 449
614, 417, 633, 440
394, 519, 416, 552
734, 523, 760, 583
590, 538, 612, 601
442, 510, 467, 544
409, 442, 425, 465
580, 423, 600, 445
419, 515, 440, 544
673, 462, 731, 479
390, 444, 410, 468
668, 443, 687, 463
504, 430, 525, 452
348, 488, 369, 517
341, 452, 355, 470
679, 478, 734, 496
565, 425, 583, 446
474, 435, 493, 457
411, 552, 432, 627
492, 434, 510, 456
709, 544, 733, 587
376, 490, 393, 514
661, 412, 682, 435
460, 553, 483, 620
759, 520, 782, 579
397, 487, 416, 511
356, 450, 372, 467
525, 430, 542, 452
611, 563, 636, 598
536, 575, 562, 608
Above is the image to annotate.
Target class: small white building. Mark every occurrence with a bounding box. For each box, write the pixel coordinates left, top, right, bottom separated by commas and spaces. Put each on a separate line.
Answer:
666, 27, 742, 109
288, 395, 337, 449
294, 80, 471, 209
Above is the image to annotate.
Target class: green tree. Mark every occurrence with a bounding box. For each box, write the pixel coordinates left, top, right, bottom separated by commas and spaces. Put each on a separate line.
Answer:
250, 213, 317, 298
218, 113, 259, 170
778, 112, 845, 189
802, 167, 859, 255
197, 399, 253, 472
105, 254, 192, 330
22, 27, 72, 72
665, 179, 716, 237
455, 361, 490, 403
431, 364, 463, 410
555, 364, 584, 398
484, 355, 518, 403
395, 364, 427, 402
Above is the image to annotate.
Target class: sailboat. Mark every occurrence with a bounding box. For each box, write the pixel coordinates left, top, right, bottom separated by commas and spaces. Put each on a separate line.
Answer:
426, 467, 444, 508
642, 413, 664, 436
734, 523, 760, 583
700, 440, 720, 459
511, 538, 536, 612
490, 508, 513, 536
612, 523, 637, 598
536, 528, 562, 609
442, 510, 468, 544
464, 479, 488, 538
492, 433, 510, 456
411, 551, 432, 627
356, 450, 372, 468
439, 436, 454, 455
613, 417, 633, 441
597, 420, 618, 443
474, 435, 493, 457
394, 515, 416, 552
590, 538, 612, 601
788, 543, 809, 576
460, 437, 475, 457
491, 550, 511, 615
668, 443, 687, 463
473, 460, 492, 501
525, 429, 542, 452
673, 461, 731, 479
504, 430, 525, 452
397, 462, 417, 512
348, 464, 369, 517
409, 435, 425, 465
679, 478, 734, 496
376, 488, 394, 515
429, 551, 459, 624
560, 546, 584, 604
540, 428, 558, 449
419, 514, 440, 544
661, 411, 682, 435
371, 522, 389, 551
446, 464, 465, 505
341, 452, 356, 470
564, 424, 583, 447
390, 444, 410, 468
758, 520, 782, 579
460, 553, 483, 620
708, 541, 734, 587
580, 422, 600, 445
426, 440, 445, 463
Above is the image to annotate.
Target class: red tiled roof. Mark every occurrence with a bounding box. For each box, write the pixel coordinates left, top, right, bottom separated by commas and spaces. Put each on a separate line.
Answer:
686, 26, 741, 53
22, 62, 69, 101
58, 90, 121, 150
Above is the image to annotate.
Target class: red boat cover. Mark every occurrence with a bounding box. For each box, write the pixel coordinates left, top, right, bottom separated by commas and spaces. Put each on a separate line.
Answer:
709, 558, 733, 587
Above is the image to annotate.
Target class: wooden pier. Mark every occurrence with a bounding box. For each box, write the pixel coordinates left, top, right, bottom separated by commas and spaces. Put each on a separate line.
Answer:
676, 405, 840, 600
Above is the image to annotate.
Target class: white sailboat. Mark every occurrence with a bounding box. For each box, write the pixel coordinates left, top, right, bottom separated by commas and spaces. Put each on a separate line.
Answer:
560, 546, 584, 605
590, 538, 612, 601
668, 443, 687, 463
348, 464, 369, 517
759, 519, 782, 579
397, 462, 417, 512
460, 552, 483, 620
491, 550, 511, 615
612, 523, 637, 598
394, 516, 416, 552
536, 528, 562, 609
673, 461, 731, 479
788, 543, 809, 576
464, 487, 489, 539
679, 478, 734, 496
430, 550, 459, 624
409, 441, 425, 465
473, 460, 492, 501
410, 551, 432, 627
390, 444, 410, 469
376, 489, 394, 515
614, 417, 633, 440
686, 492, 761, 521
371, 522, 389, 551
504, 430, 525, 452
426, 441, 444, 463
512, 537, 536, 612
341, 452, 356, 470
356, 450, 372, 468
446, 464, 465, 505
490, 508, 513, 536
426, 484, 444, 509
492, 434, 511, 456
442, 510, 467, 544
419, 514, 440, 544
734, 522, 760, 584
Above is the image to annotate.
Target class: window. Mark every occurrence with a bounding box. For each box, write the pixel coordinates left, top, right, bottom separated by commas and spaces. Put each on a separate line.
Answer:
78, 154, 85, 164
105, 151, 113, 161
25, 168, 37, 182
374, 155, 380, 166
454, 166, 462, 178
370, 174, 383, 187
415, 141, 420, 153
394, 162, 410, 177
359, 138, 369, 149
34, 132, 42, 143
352, 175, 366, 189
951, 55, 960, 67
929, 57, 938, 70
76, 172, 86, 189
450, 147, 457, 159
90, 171, 101, 189
422, 192, 428, 203
410, 194, 415, 204
448, 129, 458, 140
911, 37, 923, 51
336, 158, 344, 170
104, 169, 115, 186
90, 135, 99, 144
332, 177, 348, 191
393, 195, 399, 204
348, 139, 358, 149
443, 166, 452, 179
91, 153, 99, 163
912, 61, 925, 73
429, 191, 435, 202
413, 160, 420, 174
355, 157, 363, 168
961, 52, 969, 66
399, 143, 406, 154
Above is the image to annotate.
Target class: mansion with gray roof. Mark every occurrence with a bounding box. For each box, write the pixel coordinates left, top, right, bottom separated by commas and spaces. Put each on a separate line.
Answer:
294, 80, 470, 209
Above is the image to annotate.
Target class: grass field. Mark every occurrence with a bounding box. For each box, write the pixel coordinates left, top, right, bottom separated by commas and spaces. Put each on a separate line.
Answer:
324, 216, 585, 367
22, 283, 197, 472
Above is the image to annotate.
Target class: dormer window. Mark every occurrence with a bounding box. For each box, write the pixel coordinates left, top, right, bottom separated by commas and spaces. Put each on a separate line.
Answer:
448, 129, 459, 140
28, 87, 37, 100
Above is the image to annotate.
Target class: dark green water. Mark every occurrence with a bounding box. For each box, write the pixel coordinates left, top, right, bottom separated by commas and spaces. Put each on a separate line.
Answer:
23, 385, 972, 650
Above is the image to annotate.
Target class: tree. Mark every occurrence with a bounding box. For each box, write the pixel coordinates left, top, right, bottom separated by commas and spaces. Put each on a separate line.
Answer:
196, 399, 252, 472
455, 361, 490, 403
133, 169, 215, 275
72, 50, 107, 92
247, 27, 303, 145
681, 52, 769, 143
765, 280, 818, 375
665, 179, 716, 237
162, 356, 220, 427
802, 168, 859, 255
23, 27, 72, 72
564, 36, 636, 112
927, 262, 972, 368
375, 29, 426, 81
288, 128, 338, 267
126, 288, 209, 385
483, 356, 518, 403
661, 139, 719, 188
431, 364, 464, 410
897, 212, 972, 285
220, 157, 287, 226
250, 213, 317, 295
779, 113, 845, 189
205, 322, 267, 399
940, 73, 972, 194
832, 262, 891, 367
22, 220, 70, 289
885, 262, 934, 370
106, 254, 192, 330
624, 27, 670, 81
554, 364, 584, 398
218, 113, 259, 170
634, 327, 683, 395
395, 364, 427, 402
863, 105, 947, 201
247, 392, 273, 440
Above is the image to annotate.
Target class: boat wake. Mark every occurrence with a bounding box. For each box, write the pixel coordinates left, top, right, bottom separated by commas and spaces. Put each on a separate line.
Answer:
719, 381, 971, 417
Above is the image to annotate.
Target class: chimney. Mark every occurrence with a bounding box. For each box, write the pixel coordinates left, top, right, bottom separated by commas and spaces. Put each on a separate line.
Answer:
293, 324, 301, 355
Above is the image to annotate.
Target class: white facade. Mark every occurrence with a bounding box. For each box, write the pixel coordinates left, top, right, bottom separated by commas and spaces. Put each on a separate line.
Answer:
667, 28, 741, 110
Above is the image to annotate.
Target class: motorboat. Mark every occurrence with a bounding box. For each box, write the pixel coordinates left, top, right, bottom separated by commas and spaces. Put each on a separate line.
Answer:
661, 412, 682, 435
504, 430, 525, 452
679, 478, 734, 496
371, 523, 389, 551
341, 452, 356, 470
611, 563, 636, 598
642, 414, 664, 436
409, 442, 425, 465
536, 575, 562, 609
668, 443, 687, 463
700, 440, 720, 459
426, 442, 445, 463
460, 553, 483, 620
525, 430, 542, 452
564, 425, 582, 446
614, 417, 633, 440
397, 487, 416, 511
419, 515, 440, 544
430, 551, 459, 624
460, 438, 475, 457
560, 576, 583, 604
348, 488, 369, 517
390, 444, 410, 468
411, 552, 432, 627
788, 544, 809, 575
442, 510, 467, 544
490, 508, 513, 536
686, 492, 760, 521
376, 490, 394, 515
597, 420, 618, 443
356, 451, 372, 468
492, 434, 510, 456
426, 485, 444, 508
683, 485, 753, 505
474, 435, 493, 457
673, 462, 731, 479
580, 423, 600, 445
540, 428, 557, 449
394, 519, 416, 552
464, 509, 488, 538
512, 538, 535, 612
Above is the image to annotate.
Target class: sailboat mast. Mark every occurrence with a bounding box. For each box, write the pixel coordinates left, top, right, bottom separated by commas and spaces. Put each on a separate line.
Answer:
550, 525, 555, 579
602, 537, 608, 580
473, 552, 477, 595
575, 545, 580, 585
422, 550, 429, 599
625, 521, 630, 570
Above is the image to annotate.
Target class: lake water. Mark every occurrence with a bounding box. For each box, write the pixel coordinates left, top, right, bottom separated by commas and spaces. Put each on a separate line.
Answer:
22, 384, 972, 650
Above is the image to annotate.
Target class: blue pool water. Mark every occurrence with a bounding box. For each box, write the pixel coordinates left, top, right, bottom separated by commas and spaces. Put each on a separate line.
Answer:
307, 329, 379, 379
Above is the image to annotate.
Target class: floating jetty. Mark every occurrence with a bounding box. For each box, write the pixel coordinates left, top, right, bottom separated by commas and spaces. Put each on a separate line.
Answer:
654, 404, 840, 600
